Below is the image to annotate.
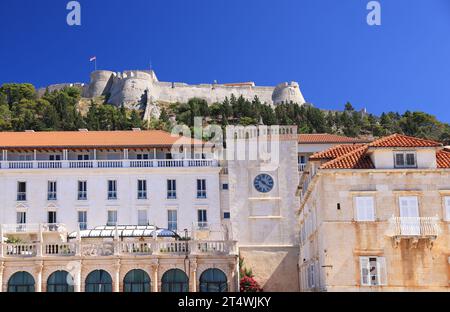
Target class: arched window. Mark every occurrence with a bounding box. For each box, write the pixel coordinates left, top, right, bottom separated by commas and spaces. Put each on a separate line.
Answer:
161, 269, 189, 292
47, 270, 74, 292
123, 269, 151, 292
8, 271, 35, 292
85, 270, 112, 292
199, 268, 228, 292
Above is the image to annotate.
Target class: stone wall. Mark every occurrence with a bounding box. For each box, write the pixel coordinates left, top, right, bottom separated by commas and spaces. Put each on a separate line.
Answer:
81, 70, 307, 109
299, 170, 450, 291
240, 246, 300, 292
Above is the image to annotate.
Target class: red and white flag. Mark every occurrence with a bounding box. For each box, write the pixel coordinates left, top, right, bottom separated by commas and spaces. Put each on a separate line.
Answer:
89, 56, 96, 62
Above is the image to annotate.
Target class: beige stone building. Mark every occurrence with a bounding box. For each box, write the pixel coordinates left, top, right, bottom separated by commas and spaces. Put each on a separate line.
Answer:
298, 134, 450, 291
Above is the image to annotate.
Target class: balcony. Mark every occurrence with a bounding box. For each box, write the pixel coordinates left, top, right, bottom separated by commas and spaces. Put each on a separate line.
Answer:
0, 240, 238, 258
298, 163, 306, 172
1, 223, 66, 234
388, 217, 441, 248
0, 159, 218, 170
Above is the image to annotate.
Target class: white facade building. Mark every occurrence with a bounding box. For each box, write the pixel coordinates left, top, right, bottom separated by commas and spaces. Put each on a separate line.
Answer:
0, 129, 239, 292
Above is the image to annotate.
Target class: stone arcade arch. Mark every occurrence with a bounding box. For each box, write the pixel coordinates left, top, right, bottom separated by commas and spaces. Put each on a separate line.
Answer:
199, 268, 228, 292
161, 269, 189, 292
123, 269, 151, 292
47, 270, 74, 292
85, 269, 112, 292
8, 271, 35, 292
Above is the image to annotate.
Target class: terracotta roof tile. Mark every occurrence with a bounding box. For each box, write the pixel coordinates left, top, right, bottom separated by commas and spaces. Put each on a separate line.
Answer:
320, 145, 374, 169
309, 144, 365, 161
437, 150, 450, 168
298, 133, 369, 144
319, 134, 445, 170
368, 133, 442, 148
0, 130, 205, 149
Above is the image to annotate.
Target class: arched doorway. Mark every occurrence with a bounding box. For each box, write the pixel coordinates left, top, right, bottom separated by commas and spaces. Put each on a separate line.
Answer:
123, 269, 151, 292
8, 271, 35, 292
199, 268, 228, 292
85, 270, 112, 292
161, 269, 189, 292
47, 270, 74, 292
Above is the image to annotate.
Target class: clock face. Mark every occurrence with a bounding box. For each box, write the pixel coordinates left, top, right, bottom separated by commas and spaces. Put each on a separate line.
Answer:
253, 174, 274, 193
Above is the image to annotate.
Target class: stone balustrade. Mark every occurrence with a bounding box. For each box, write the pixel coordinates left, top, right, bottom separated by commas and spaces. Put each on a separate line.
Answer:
0, 240, 238, 259
0, 159, 219, 170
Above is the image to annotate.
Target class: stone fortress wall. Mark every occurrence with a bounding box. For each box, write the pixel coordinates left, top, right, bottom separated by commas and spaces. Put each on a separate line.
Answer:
39, 70, 307, 118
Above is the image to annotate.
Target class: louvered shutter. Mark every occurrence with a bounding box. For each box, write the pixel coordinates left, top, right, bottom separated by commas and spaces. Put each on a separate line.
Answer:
360, 257, 370, 286
445, 197, 450, 221
377, 257, 387, 286
356, 197, 375, 221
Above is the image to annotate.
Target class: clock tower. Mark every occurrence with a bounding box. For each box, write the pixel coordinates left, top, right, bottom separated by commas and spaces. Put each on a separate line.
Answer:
225, 125, 300, 291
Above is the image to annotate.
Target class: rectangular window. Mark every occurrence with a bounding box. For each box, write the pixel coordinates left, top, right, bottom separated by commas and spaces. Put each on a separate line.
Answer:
78, 211, 87, 230
360, 256, 387, 286
167, 179, 176, 199
197, 209, 208, 228
394, 152, 417, 168
77, 154, 89, 161
197, 179, 207, 198
78, 181, 87, 200
167, 210, 177, 231
16, 211, 26, 231
47, 211, 57, 224
49, 154, 61, 161
108, 180, 117, 200
399, 196, 420, 235
223, 212, 230, 219
445, 196, 450, 221
355, 196, 375, 221
16, 211, 26, 224
137, 154, 149, 160
137, 180, 147, 199
47, 181, 57, 200
17, 182, 26, 201
299, 155, 306, 164
222, 183, 229, 190
138, 210, 148, 226
107, 210, 118, 226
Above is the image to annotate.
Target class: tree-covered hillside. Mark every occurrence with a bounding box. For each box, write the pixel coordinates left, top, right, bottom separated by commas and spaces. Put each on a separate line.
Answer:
0, 83, 449, 145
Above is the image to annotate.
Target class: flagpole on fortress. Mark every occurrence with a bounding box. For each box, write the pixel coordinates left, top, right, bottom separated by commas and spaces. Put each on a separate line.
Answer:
90, 56, 97, 71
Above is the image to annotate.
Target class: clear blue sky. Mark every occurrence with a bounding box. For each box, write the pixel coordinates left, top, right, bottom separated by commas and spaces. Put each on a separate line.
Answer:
0, 0, 449, 121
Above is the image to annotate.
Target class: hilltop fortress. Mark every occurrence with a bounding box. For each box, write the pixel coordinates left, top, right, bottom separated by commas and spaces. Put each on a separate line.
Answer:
40, 70, 307, 119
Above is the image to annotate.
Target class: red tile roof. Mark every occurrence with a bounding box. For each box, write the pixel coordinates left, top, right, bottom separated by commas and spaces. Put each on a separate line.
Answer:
309, 144, 365, 161
437, 150, 450, 168
298, 133, 369, 144
320, 146, 374, 169
0, 130, 206, 149
368, 133, 442, 148
319, 134, 447, 170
